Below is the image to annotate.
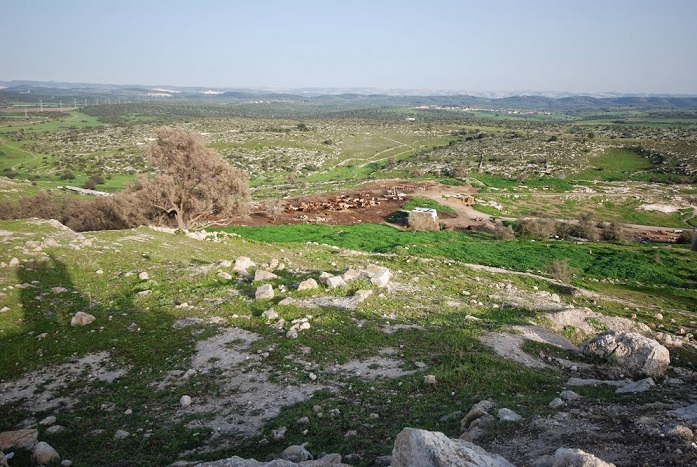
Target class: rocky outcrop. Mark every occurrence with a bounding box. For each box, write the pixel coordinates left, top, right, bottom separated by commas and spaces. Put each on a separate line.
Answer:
580, 331, 670, 378
391, 427, 515, 467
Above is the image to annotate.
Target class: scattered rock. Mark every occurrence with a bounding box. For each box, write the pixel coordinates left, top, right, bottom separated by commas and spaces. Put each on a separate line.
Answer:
392, 427, 514, 467
217, 271, 233, 280
672, 403, 697, 423
233, 256, 255, 275
319, 272, 333, 285
8, 258, 19, 267
279, 444, 313, 463
70, 311, 96, 326
32, 441, 60, 465
497, 408, 522, 422
262, 309, 280, 321
325, 276, 347, 289
552, 447, 615, 466
424, 375, 437, 385
0, 428, 38, 451
114, 430, 130, 440
138, 271, 149, 281
255, 284, 274, 300
559, 390, 582, 401
180, 395, 193, 408
46, 425, 66, 435
549, 398, 566, 409
51, 287, 68, 294
272, 427, 287, 440
580, 331, 670, 378
254, 270, 279, 282
369, 267, 392, 288
342, 269, 361, 282
297, 278, 319, 291
39, 415, 57, 426
616, 378, 655, 394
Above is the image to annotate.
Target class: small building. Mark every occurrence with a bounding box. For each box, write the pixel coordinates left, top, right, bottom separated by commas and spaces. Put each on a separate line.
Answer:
462, 195, 475, 206
408, 207, 439, 231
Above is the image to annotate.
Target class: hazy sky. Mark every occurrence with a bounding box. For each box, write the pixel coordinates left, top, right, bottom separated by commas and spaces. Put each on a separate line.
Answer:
1, 0, 696, 94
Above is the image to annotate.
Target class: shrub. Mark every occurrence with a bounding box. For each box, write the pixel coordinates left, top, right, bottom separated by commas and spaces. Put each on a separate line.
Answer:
494, 224, 515, 240
547, 259, 572, 283
515, 218, 554, 239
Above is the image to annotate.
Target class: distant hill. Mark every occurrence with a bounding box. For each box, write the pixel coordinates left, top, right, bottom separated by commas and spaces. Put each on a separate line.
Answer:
1, 80, 696, 111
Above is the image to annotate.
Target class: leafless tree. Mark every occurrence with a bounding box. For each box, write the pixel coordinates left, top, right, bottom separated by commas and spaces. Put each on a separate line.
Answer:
128, 127, 250, 229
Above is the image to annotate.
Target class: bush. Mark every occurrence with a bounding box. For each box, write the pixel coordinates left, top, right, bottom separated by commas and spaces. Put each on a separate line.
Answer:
515, 218, 554, 239
572, 212, 599, 241
601, 222, 626, 242
60, 170, 76, 180
494, 224, 515, 240
547, 259, 572, 283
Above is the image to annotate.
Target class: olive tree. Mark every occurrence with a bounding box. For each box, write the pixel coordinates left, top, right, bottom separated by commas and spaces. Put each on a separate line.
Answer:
131, 127, 250, 229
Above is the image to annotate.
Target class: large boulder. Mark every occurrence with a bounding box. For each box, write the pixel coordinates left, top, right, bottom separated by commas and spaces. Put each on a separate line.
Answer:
580, 331, 670, 378
32, 441, 60, 465
391, 427, 514, 467
0, 429, 38, 451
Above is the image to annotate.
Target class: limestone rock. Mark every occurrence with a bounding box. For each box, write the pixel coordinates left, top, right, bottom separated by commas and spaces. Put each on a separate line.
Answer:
180, 395, 193, 408
497, 408, 522, 422
319, 272, 333, 285
32, 441, 60, 465
552, 447, 615, 467
549, 398, 566, 409
138, 271, 149, 281
234, 257, 256, 275
297, 278, 319, 291
580, 331, 670, 378
560, 390, 582, 401
262, 309, 280, 321
342, 269, 361, 282
423, 375, 437, 385
325, 276, 347, 289
254, 270, 279, 282
114, 430, 130, 440
39, 415, 57, 426
191, 455, 349, 466
46, 425, 66, 435
0, 428, 38, 451
217, 271, 233, 280
272, 426, 287, 440
370, 267, 392, 288
279, 444, 313, 463
256, 284, 274, 300
616, 377, 655, 394
392, 427, 514, 467
71, 311, 96, 326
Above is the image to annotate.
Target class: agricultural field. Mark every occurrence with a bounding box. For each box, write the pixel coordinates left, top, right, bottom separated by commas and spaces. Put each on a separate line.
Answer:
1, 94, 697, 466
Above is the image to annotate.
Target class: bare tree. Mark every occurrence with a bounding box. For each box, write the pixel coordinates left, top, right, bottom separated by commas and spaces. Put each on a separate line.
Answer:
130, 127, 250, 229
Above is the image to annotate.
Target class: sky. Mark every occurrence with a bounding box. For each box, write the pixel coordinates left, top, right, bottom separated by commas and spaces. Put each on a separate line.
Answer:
1, 0, 696, 95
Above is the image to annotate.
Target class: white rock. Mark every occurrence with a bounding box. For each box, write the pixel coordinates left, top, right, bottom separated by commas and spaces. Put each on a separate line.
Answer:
616, 377, 655, 394
32, 441, 60, 465
262, 309, 279, 321
46, 425, 66, 435
70, 311, 96, 326
297, 278, 319, 291
138, 271, 149, 281
217, 271, 233, 280
51, 287, 68, 294
180, 395, 193, 408
319, 271, 333, 285
272, 426, 287, 440
254, 270, 278, 282
255, 284, 274, 300
343, 269, 362, 282
424, 375, 437, 385
309, 372, 317, 381
391, 428, 515, 467
8, 258, 19, 267
0, 428, 38, 450
553, 447, 615, 466
326, 276, 347, 289
370, 267, 392, 288
233, 256, 255, 274
497, 408, 522, 422
560, 390, 582, 401
580, 331, 670, 378
549, 398, 566, 409
40, 415, 57, 426
114, 430, 130, 440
